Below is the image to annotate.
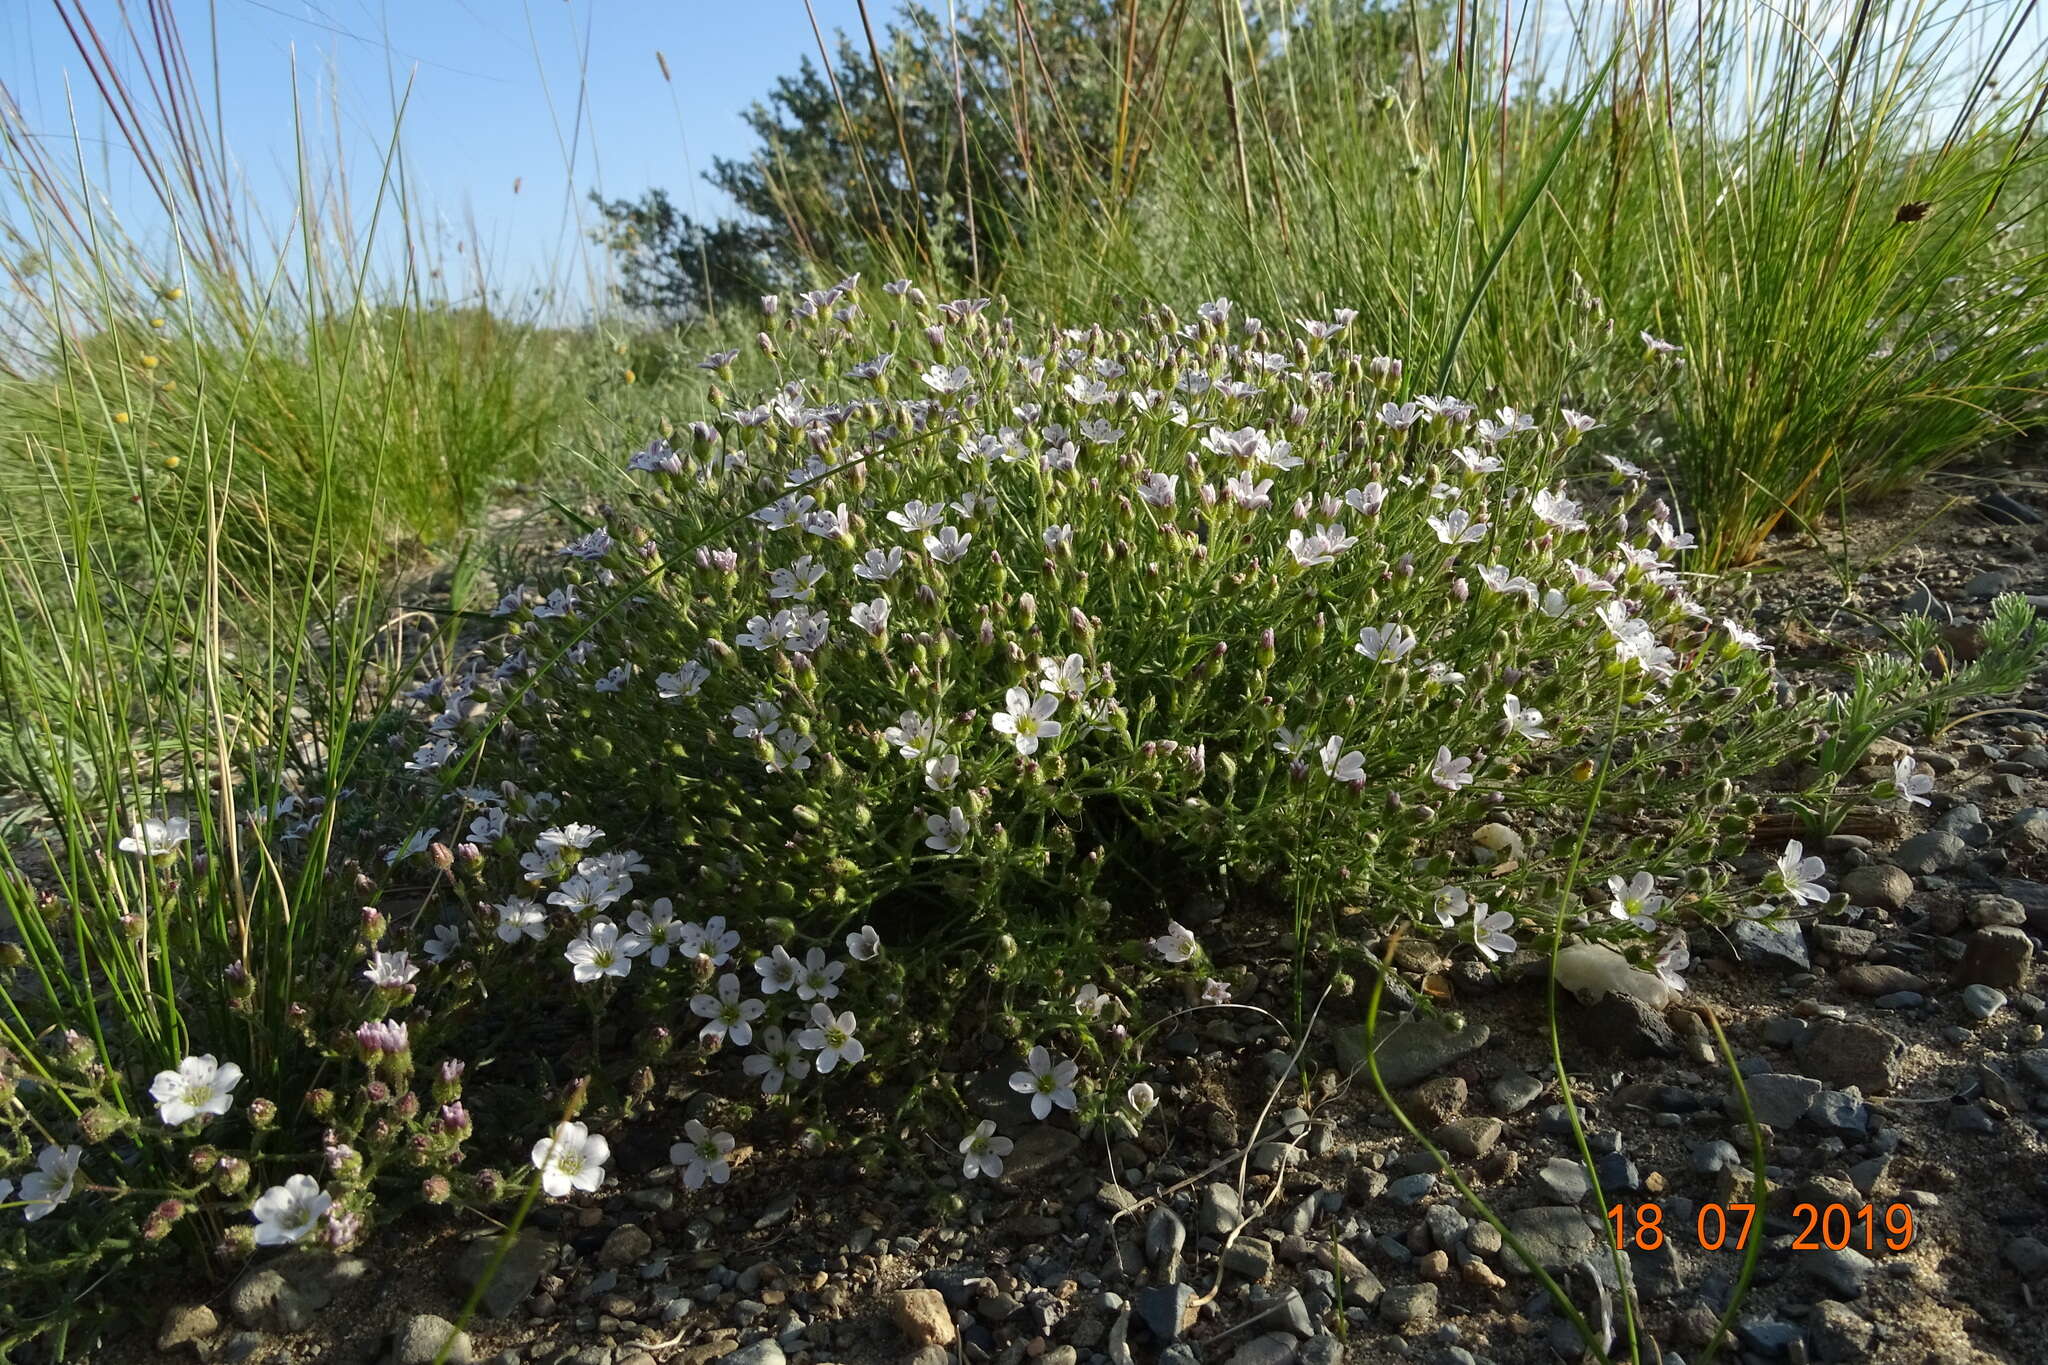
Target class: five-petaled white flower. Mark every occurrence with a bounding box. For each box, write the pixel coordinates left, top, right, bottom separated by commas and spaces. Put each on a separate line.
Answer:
1605, 872, 1670, 928
1149, 920, 1199, 963
363, 951, 419, 989
671, 1120, 736, 1189
1010, 1045, 1080, 1120
149, 1054, 242, 1126
845, 924, 882, 961
565, 919, 641, 983
119, 816, 190, 859
1126, 1081, 1159, 1117
756, 944, 801, 994
692, 973, 767, 1046
959, 1120, 1013, 1180
797, 1004, 864, 1072
496, 896, 548, 943
19, 1144, 82, 1221
1891, 755, 1934, 810
531, 1121, 610, 1198
1502, 694, 1551, 741
624, 901, 688, 966
251, 1174, 333, 1246
1427, 509, 1489, 545
992, 686, 1063, 755
924, 526, 974, 563
743, 1026, 810, 1096
1319, 735, 1366, 784
1472, 904, 1518, 961
1770, 840, 1828, 905
1201, 978, 1232, 1006
1430, 747, 1476, 791
925, 806, 970, 853
796, 947, 845, 1001
1354, 623, 1416, 663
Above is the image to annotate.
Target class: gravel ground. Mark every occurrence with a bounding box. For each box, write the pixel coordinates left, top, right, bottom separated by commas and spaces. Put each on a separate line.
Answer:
116, 456, 2048, 1365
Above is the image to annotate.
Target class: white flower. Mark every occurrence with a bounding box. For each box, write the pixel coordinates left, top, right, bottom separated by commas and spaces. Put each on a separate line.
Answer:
1149, 920, 1199, 963
850, 596, 892, 637
1654, 934, 1691, 992
251, 1174, 332, 1246
1721, 619, 1770, 652
671, 1120, 736, 1189
1039, 653, 1091, 702
1770, 840, 1828, 905
118, 815, 191, 858
1606, 872, 1670, 928
625, 901, 689, 966
854, 547, 906, 581
363, 952, 419, 989
1891, 755, 1934, 810
1201, 978, 1232, 1006
1043, 523, 1074, 550
925, 806, 970, 853
1225, 473, 1274, 509
699, 916, 741, 965
1354, 623, 1416, 663
769, 555, 828, 601
888, 499, 948, 533
692, 973, 766, 1046
1319, 735, 1366, 783
1344, 482, 1386, 516
1472, 904, 1518, 961
796, 1004, 865, 1072
731, 700, 783, 740
922, 363, 972, 393
1009, 1045, 1079, 1120
992, 686, 1062, 755
1531, 491, 1589, 532
743, 1026, 810, 1096
423, 923, 461, 964
796, 947, 845, 1001
845, 925, 882, 961
1430, 747, 1475, 791
1137, 471, 1179, 507
565, 919, 641, 982
1427, 509, 1489, 545
1560, 407, 1600, 437
924, 526, 974, 563
495, 896, 548, 943
1287, 523, 1357, 567
150, 1054, 243, 1126
767, 727, 815, 774
1073, 983, 1111, 1018
1603, 453, 1646, 478
19, 1144, 82, 1221
959, 1121, 1013, 1180
531, 1121, 610, 1198
1502, 694, 1551, 741
924, 754, 961, 791
1434, 886, 1473, 928
1476, 564, 1537, 599
1640, 330, 1681, 356
1126, 1082, 1159, 1117
756, 944, 801, 993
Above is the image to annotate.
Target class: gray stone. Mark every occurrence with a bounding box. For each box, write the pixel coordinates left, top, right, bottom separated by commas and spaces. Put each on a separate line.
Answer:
1488, 1071, 1543, 1114
157, 1304, 219, 1354
1890, 830, 1967, 875
1297, 1333, 1343, 1365
1958, 925, 2033, 989
1533, 1157, 1591, 1205
1969, 894, 2029, 927
1804, 1089, 1869, 1138
598, 1223, 652, 1269
1575, 992, 1677, 1057
1135, 1283, 1196, 1343
1223, 1238, 1276, 1282
1200, 1183, 1243, 1237
1334, 1017, 1490, 1088
1340, 1272, 1384, 1311
1949, 1103, 1995, 1134
1962, 984, 2008, 1020
1738, 1072, 1823, 1127
1385, 1172, 1437, 1205
1498, 1206, 1604, 1275
2021, 1049, 2048, 1089
1809, 924, 1876, 958
391, 1315, 472, 1365
1796, 1019, 1908, 1095
227, 1269, 320, 1334
1423, 1204, 1469, 1251
1691, 1140, 1743, 1174
1147, 1207, 1186, 1280
452, 1231, 555, 1319
2004, 1235, 2048, 1277
1841, 863, 1913, 911
1002, 1125, 1082, 1184
715, 1342, 784, 1365
1226, 1332, 1298, 1365
1806, 1247, 1873, 1299
1376, 1283, 1437, 1332
1809, 1301, 1875, 1362
1733, 919, 1810, 971
1431, 1116, 1502, 1158
2004, 810, 2048, 855
1735, 1318, 1805, 1355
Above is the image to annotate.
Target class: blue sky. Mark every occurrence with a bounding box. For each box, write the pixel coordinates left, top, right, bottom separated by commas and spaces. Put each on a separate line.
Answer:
2, 1, 873, 305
